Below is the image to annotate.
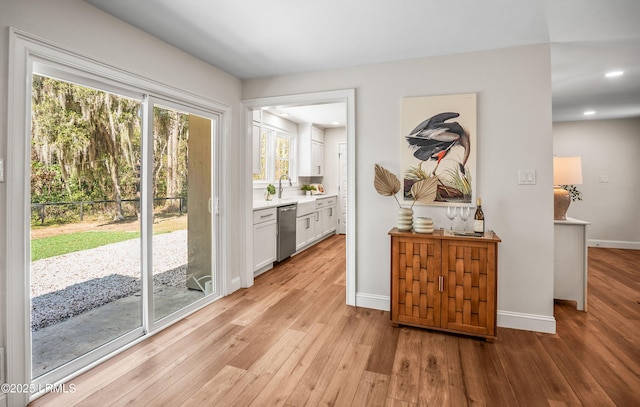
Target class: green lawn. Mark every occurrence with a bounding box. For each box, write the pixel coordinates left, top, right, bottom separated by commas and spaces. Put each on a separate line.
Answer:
31, 231, 141, 261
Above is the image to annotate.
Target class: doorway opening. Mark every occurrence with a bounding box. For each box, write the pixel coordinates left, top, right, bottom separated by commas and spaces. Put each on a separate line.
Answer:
242, 90, 356, 304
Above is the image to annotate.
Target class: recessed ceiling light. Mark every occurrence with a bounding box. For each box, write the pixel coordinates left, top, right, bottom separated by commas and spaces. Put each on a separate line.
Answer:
332, 121, 340, 125
583, 110, 596, 116
279, 113, 289, 117
605, 71, 624, 78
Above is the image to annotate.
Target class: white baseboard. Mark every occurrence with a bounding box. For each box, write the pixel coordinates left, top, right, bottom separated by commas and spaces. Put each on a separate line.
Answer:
588, 239, 640, 250
354, 295, 557, 334
497, 310, 556, 334
355, 293, 390, 311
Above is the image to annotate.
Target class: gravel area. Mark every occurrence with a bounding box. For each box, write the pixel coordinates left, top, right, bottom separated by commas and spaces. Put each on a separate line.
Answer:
31, 230, 188, 330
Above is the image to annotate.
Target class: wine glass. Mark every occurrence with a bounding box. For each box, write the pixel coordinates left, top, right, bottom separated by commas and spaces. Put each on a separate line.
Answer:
446, 206, 457, 230
459, 206, 470, 231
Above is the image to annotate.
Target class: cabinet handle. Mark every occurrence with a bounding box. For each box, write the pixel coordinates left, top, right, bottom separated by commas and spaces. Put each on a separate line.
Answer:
438, 276, 444, 292
329, 208, 333, 217
260, 214, 274, 219
306, 218, 310, 229
317, 165, 321, 174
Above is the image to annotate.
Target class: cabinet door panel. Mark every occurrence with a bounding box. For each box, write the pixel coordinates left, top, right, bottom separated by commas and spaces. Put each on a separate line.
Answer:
391, 236, 441, 327
253, 221, 276, 271
441, 240, 496, 336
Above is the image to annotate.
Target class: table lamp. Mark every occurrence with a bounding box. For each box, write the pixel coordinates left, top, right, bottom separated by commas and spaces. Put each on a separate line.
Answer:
553, 156, 582, 220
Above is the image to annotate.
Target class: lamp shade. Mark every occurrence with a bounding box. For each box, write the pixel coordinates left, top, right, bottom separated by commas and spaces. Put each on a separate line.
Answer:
553, 156, 583, 185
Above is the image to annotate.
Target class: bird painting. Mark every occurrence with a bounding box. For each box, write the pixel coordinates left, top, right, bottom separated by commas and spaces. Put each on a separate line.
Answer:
405, 112, 470, 175
404, 111, 472, 201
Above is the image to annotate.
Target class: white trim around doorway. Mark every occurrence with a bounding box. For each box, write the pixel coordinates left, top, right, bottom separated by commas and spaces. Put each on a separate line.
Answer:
242, 89, 356, 306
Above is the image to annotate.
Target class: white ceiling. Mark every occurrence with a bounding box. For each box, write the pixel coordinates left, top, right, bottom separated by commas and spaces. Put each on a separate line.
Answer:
86, 0, 640, 123
266, 103, 347, 129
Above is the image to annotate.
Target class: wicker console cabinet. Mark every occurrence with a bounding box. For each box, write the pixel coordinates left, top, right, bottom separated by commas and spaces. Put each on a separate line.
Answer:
389, 228, 501, 341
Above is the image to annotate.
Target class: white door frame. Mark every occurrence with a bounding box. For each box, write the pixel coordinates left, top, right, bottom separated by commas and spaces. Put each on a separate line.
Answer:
242, 90, 356, 306
337, 142, 347, 235
5, 29, 231, 405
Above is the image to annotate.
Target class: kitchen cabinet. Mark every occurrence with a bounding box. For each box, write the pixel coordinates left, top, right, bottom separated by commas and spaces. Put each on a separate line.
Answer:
389, 228, 501, 341
252, 123, 261, 174
296, 214, 316, 251
316, 196, 337, 236
293, 195, 337, 253
252, 110, 262, 175
298, 123, 324, 176
253, 207, 277, 274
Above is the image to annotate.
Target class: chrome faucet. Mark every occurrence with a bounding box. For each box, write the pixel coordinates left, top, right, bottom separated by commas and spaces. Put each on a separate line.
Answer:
278, 174, 292, 198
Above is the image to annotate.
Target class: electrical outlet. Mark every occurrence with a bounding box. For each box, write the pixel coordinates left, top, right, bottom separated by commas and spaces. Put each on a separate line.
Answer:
599, 175, 609, 183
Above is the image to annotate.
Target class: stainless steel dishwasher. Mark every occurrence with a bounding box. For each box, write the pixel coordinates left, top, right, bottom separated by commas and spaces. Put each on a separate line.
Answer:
277, 204, 297, 261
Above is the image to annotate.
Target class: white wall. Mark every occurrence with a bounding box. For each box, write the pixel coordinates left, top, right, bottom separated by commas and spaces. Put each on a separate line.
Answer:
243, 44, 556, 332
1, 0, 244, 399
554, 118, 640, 247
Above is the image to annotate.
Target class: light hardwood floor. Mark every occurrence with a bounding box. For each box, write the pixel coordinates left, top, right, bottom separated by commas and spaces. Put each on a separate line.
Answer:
29, 235, 640, 406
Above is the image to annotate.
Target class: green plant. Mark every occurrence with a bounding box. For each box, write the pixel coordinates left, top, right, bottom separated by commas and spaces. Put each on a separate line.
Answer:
300, 184, 316, 191
561, 185, 583, 202
266, 184, 276, 195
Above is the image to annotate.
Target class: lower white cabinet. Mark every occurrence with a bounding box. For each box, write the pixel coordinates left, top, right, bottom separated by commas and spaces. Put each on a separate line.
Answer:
296, 214, 316, 251
315, 196, 337, 237
253, 208, 277, 273
320, 205, 337, 236
313, 210, 324, 241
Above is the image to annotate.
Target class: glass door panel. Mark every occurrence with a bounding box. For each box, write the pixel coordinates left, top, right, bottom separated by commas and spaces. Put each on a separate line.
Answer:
151, 107, 214, 321
30, 74, 143, 378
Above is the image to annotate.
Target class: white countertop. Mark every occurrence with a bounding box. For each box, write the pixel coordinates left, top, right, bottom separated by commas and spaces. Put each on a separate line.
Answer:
253, 194, 336, 210
554, 217, 590, 225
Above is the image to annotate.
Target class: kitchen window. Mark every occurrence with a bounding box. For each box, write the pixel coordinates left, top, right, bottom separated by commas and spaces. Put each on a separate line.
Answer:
253, 125, 295, 183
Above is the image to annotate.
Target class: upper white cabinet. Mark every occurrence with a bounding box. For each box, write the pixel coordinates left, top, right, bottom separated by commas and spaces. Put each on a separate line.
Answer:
252, 123, 260, 174
252, 109, 261, 175
298, 123, 325, 176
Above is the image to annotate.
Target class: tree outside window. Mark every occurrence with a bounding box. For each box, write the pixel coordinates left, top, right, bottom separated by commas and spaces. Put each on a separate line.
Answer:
253, 126, 294, 183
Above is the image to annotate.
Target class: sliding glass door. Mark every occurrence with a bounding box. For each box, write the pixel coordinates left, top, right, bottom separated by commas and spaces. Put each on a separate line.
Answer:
29, 74, 219, 385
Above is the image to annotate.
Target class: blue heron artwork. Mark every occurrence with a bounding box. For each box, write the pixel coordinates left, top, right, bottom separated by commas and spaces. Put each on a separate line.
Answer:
401, 94, 476, 204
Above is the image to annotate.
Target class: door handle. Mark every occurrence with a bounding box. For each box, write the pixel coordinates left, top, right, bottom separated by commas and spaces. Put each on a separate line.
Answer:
438, 276, 444, 292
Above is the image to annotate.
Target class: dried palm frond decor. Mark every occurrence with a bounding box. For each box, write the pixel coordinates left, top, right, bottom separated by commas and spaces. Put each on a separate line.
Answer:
374, 164, 437, 230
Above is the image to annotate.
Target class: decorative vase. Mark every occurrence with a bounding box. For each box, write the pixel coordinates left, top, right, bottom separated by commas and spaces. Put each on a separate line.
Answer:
397, 207, 413, 231
265, 192, 273, 201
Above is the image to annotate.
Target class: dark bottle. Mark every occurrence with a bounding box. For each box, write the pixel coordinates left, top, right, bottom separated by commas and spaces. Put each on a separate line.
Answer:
474, 198, 485, 234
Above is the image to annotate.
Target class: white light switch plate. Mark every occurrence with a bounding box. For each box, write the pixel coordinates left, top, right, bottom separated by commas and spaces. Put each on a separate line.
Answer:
518, 169, 536, 185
